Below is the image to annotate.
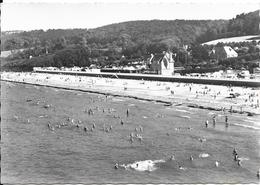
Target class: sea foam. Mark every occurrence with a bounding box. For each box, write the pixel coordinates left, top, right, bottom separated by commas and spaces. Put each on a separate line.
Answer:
121, 159, 166, 172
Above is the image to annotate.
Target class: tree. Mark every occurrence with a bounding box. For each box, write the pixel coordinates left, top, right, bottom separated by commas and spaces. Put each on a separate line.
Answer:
4, 38, 23, 51
53, 37, 67, 51
79, 37, 87, 47
53, 46, 91, 68
190, 44, 209, 61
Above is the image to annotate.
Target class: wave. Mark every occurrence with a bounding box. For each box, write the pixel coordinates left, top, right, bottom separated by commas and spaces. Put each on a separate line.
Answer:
180, 115, 191, 119
238, 157, 249, 161
243, 119, 260, 124
175, 109, 192, 114
112, 98, 125, 102
120, 159, 166, 172
231, 123, 260, 130
199, 153, 210, 158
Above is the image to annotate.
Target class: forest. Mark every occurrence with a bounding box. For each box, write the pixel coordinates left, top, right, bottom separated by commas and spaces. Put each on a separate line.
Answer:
1, 10, 259, 72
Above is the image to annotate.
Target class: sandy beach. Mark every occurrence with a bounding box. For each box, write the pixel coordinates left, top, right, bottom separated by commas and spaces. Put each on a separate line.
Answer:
1, 72, 260, 116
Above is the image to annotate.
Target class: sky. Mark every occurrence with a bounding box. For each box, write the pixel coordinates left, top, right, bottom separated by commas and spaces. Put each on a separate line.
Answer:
1, 0, 260, 31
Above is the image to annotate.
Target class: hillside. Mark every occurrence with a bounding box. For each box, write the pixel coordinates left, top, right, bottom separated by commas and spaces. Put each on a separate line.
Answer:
197, 10, 260, 43
1, 10, 259, 72
2, 9, 259, 53
87, 19, 228, 45
1, 20, 228, 52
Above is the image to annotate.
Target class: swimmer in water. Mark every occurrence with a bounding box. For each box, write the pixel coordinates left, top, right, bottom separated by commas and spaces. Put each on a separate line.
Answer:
215, 161, 219, 167
130, 137, 134, 144
178, 165, 185, 170
170, 155, 175, 161
234, 154, 239, 161
139, 126, 143, 132
114, 163, 119, 169
233, 148, 237, 156
237, 159, 242, 166
205, 120, 209, 128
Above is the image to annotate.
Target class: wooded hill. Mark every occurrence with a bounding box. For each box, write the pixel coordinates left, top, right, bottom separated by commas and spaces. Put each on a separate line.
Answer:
1, 10, 259, 72
2, 20, 228, 52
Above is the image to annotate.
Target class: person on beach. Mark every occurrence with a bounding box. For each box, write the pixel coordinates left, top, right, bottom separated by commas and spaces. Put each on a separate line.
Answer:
225, 121, 229, 129
257, 169, 260, 180
126, 108, 129, 117
190, 155, 194, 161
121, 119, 124, 125
213, 116, 216, 127
225, 115, 228, 123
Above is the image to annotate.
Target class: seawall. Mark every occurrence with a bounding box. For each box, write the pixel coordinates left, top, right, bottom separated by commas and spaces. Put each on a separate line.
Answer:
34, 70, 260, 87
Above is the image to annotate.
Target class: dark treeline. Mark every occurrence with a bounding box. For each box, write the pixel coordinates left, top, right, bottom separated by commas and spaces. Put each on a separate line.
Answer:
196, 10, 260, 43
1, 19, 228, 52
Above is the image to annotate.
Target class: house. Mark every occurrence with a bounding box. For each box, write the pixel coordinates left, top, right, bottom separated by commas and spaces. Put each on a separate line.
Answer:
210, 46, 238, 60
148, 51, 175, 76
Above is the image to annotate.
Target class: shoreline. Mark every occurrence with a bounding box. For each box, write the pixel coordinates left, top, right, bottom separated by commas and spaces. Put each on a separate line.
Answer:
1, 79, 258, 116
1, 72, 260, 116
